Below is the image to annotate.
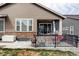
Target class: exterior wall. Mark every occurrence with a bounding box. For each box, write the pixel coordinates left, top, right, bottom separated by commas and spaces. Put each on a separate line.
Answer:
0, 32, 34, 37
0, 3, 63, 38
62, 17, 79, 36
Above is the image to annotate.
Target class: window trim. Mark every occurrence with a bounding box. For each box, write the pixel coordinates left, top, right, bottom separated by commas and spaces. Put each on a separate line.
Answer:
0, 18, 5, 32
63, 26, 70, 34
63, 26, 74, 35
70, 26, 74, 35
15, 18, 33, 32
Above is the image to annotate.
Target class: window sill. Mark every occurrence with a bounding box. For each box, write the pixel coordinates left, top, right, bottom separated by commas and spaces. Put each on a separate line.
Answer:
0, 31, 5, 32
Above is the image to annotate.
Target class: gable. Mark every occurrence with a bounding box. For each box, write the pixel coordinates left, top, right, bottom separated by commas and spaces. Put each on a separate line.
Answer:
0, 3, 63, 19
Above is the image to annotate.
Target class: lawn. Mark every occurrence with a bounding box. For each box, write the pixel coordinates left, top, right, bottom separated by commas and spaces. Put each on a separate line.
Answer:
0, 48, 76, 56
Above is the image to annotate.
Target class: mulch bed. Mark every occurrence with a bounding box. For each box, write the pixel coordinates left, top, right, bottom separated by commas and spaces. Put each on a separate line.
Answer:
0, 48, 76, 56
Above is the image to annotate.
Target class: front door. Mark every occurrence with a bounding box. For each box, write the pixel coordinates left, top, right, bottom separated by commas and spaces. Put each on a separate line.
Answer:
38, 23, 52, 35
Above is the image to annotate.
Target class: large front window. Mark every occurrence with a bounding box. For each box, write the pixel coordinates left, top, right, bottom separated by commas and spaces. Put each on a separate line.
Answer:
16, 18, 32, 32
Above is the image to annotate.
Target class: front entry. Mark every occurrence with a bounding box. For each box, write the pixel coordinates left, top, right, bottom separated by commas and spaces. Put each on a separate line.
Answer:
37, 20, 60, 35
38, 23, 52, 35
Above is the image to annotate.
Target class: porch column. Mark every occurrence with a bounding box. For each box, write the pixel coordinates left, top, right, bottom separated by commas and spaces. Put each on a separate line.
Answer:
59, 19, 62, 35
53, 20, 55, 34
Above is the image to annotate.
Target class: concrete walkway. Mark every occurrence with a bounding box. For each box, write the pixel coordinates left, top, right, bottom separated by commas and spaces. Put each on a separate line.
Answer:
0, 41, 33, 48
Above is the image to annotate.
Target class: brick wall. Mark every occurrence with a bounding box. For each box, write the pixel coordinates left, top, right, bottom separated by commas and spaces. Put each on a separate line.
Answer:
0, 32, 36, 39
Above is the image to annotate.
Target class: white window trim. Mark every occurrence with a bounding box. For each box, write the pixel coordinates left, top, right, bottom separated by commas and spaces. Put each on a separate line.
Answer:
63, 26, 74, 35
63, 26, 70, 34
0, 18, 5, 32
15, 18, 33, 32
70, 26, 74, 35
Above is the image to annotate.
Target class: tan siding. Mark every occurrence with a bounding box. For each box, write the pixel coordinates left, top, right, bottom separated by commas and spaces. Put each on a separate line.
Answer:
0, 3, 63, 38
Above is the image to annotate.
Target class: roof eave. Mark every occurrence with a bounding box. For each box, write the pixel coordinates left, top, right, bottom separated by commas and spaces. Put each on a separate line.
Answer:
0, 3, 66, 19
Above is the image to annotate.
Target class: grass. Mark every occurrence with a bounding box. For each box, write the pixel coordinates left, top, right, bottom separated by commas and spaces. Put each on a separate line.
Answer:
0, 48, 76, 56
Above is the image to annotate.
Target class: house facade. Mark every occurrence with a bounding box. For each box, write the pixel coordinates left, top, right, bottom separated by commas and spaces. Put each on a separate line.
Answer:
0, 3, 65, 41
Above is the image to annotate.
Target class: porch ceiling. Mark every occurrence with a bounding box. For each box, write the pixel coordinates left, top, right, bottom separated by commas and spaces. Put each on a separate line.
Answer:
37, 20, 53, 23
0, 14, 8, 18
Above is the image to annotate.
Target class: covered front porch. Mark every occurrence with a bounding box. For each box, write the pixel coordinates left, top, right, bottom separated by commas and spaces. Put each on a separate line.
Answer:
32, 19, 78, 47
35, 19, 59, 47
37, 19, 62, 36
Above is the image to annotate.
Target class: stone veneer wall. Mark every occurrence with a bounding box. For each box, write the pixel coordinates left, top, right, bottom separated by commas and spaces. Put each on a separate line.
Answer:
36, 36, 55, 47
0, 32, 35, 39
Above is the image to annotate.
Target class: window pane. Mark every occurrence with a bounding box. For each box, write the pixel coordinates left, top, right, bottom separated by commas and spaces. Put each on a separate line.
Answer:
0, 20, 4, 31
29, 20, 32, 26
29, 26, 32, 31
17, 26, 20, 31
22, 20, 27, 31
28, 20, 32, 31
55, 20, 59, 32
17, 20, 20, 26
39, 24, 44, 35
44, 24, 47, 34
16, 20, 20, 31
48, 24, 51, 33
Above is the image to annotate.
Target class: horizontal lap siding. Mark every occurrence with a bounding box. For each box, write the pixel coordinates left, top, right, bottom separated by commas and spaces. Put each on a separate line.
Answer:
0, 4, 63, 39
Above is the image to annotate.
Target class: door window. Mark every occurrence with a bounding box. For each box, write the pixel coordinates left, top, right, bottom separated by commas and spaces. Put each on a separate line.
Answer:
39, 23, 52, 35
